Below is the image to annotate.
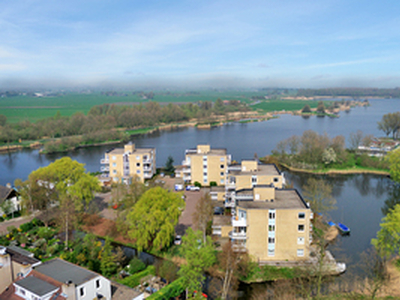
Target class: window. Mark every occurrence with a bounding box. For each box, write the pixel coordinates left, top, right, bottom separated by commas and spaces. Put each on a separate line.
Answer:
136, 155, 140, 160
220, 172, 224, 176
298, 224, 305, 232
297, 249, 304, 257
204, 179, 208, 184
112, 162, 116, 167
298, 237, 305, 245
269, 211, 275, 219
112, 156, 116, 160
220, 157, 225, 162
203, 172, 207, 176
113, 170, 117, 174
298, 212, 305, 219
268, 237, 275, 243
251, 176, 257, 183
220, 179, 224, 184
203, 156, 207, 161
137, 170, 141, 174
20, 289, 26, 296
96, 279, 101, 289
136, 163, 140, 167
80, 287, 85, 297
220, 164, 224, 169
203, 165, 207, 169
274, 177, 279, 182
268, 225, 275, 231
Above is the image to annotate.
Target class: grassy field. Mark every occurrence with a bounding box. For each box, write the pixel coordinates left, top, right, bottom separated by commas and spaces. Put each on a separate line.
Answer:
1, 91, 331, 123
0, 90, 267, 123
251, 99, 328, 112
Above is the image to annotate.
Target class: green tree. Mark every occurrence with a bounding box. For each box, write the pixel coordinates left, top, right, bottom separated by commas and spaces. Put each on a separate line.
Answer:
302, 178, 336, 214
385, 149, 400, 182
316, 101, 325, 114
178, 228, 216, 298
100, 238, 119, 277
372, 204, 400, 258
165, 155, 175, 174
127, 187, 185, 252
322, 147, 337, 165
301, 104, 312, 113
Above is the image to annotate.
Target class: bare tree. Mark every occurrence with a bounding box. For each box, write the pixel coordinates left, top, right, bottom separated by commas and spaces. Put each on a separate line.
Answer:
192, 193, 213, 244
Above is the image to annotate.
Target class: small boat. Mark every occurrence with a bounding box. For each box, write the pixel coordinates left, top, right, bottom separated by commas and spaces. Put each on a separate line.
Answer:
337, 223, 350, 235
327, 221, 336, 227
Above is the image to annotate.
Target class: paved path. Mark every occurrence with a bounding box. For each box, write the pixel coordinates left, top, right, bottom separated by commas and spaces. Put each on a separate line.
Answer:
0, 212, 40, 235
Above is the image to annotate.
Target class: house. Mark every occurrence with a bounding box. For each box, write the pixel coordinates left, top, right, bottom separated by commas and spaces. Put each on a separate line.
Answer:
0, 257, 112, 300
100, 142, 156, 184
214, 186, 312, 263
0, 185, 21, 216
177, 144, 231, 186
0, 245, 41, 294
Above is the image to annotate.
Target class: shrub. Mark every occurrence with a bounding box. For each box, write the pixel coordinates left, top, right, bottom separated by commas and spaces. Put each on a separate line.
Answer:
209, 181, 217, 187
194, 181, 202, 188
128, 257, 146, 274
119, 265, 156, 288
37, 227, 54, 240
146, 277, 185, 300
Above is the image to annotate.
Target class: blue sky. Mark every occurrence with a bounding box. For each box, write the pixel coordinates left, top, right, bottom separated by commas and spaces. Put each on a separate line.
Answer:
1, 0, 400, 88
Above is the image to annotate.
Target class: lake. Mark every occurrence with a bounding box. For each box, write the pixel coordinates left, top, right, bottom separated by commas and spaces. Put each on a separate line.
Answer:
1, 98, 400, 276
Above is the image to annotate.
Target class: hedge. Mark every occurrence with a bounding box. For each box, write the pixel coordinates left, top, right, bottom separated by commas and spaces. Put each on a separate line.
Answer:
119, 265, 156, 288
146, 277, 185, 300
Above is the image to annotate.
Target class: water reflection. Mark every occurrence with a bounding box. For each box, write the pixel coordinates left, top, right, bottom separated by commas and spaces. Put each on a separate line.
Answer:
381, 182, 400, 216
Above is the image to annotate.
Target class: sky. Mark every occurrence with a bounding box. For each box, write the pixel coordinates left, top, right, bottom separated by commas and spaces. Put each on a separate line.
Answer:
1, 0, 400, 89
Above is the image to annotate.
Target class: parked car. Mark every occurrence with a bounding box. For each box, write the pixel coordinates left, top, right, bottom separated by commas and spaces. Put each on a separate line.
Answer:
186, 185, 200, 191
214, 206, 224, 215
174, 235, 182, 245
175, 184, 184, 191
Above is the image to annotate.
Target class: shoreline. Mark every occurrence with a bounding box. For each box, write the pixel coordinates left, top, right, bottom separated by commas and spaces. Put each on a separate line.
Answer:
279, 162, 390, 176
0, 100, 368, 154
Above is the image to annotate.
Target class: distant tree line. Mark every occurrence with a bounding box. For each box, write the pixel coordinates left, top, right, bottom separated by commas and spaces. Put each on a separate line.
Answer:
0, 99, 249, 148
297, 88, 400, 98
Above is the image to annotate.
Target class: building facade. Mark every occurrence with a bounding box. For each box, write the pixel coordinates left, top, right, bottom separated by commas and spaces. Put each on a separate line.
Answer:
230, 186, 312, 262
100, 143, 156, 184
179, 145, 231, 186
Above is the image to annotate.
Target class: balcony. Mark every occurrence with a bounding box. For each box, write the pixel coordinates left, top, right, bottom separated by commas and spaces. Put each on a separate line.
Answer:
227, 166, 241, 172
143, 166, 152, 171
232, 216, 247, 227
225, 200, 235, 208
182, 160, 190, 166
226, 182, 236, 189
143, 158, 153, 164
236, 194, 253, 201
100, 158, 109, 164
182, 168, 191, 174
183, 175, 191, 181
232, 244, 247, 252
185, 149, 197, 155
100, 166, 109, 172
144, 171, 153, 179
229, 231, 247, 239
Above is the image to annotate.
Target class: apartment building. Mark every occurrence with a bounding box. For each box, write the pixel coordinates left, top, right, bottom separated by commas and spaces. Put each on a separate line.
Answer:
230, 186, 312, 262
179, 144, 231, 186
216, 160, 284, 207
100, 143, 156, 184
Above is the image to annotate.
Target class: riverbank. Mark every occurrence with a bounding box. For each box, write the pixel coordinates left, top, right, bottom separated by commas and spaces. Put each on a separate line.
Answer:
279, 162, 390, 176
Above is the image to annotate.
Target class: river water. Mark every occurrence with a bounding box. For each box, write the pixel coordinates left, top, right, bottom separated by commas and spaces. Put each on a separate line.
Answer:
1, 98, 400, 276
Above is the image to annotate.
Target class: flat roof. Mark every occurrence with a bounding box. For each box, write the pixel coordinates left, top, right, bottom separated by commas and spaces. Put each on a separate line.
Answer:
186, 148, 227, 156
237, 189, 309, 210
15, 276, 58, 297
108, 147, 154, 155
212, 215, 232, 226
229, 164, 281, 176
34, 258, 99, 286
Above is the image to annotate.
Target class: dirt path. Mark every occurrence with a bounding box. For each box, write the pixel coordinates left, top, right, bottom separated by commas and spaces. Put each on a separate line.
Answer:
0, 212, 41, 235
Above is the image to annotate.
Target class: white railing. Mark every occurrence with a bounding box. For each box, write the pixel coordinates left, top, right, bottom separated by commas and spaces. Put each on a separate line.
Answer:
232, 217, 247, 227
182, 160, 190, 166
144, 172, 153, 179
225, 200, 235, 208
236, 195, 253, 201
100, 158, 109, 164
229, 231, 247, 239
143, 158, 153, 164
143, 166, 152, 171
183, 168, 191, 173
183, 176, 191, 181
100, 166, 109, 172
